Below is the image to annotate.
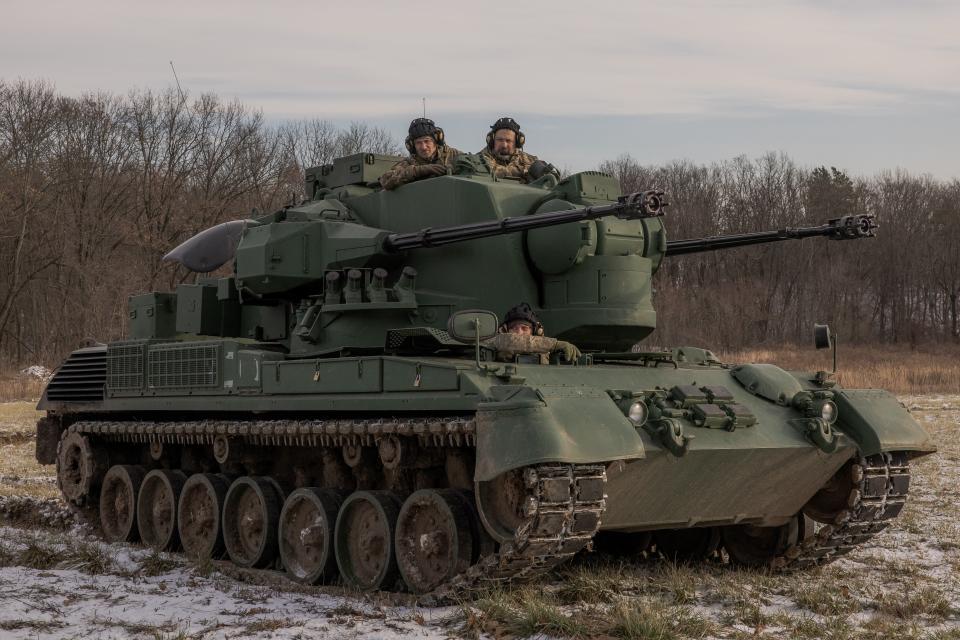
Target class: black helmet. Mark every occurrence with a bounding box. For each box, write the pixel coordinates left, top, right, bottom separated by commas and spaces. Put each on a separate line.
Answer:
501, 302, 542, 334
405, 118, 445, 154
486, 116, 525, 149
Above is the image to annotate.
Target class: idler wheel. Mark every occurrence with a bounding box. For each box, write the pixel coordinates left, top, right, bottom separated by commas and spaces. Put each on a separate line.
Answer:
99, 465, 146, 542
279, 488, 346, 584
654, 527, 721, 561
334, 491, 402, 591
475, 468, 529, 543
723, 514, 809, 567
137, 469, 187, 550
177, 473, 230, 559
56, 431, 107, 505
222, 476, 281, 568
395, 489, 474, 594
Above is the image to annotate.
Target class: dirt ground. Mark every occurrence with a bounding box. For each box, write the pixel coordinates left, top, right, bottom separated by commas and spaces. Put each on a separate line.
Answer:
0, 396, 957, 639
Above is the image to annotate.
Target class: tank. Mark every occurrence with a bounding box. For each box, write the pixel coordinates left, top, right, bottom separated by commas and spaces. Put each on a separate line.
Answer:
35, 151, 934, 596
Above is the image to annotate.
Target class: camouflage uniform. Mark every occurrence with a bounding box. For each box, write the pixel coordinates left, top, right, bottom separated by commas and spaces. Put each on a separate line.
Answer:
483, 333, 580, 365
379, 145, 462, 190
479, 148, 540, 183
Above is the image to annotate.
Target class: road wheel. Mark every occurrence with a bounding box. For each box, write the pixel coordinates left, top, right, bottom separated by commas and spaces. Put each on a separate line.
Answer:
178, 473, 230, 559
222, 476, 281, 568
334, 491, 402, 591
99, 465, 146, 542
395, 489, 474, 594
278, 488, 346, 584
654, 527, 721, 561
723, 513, 810, 567
137, 469, 187, 550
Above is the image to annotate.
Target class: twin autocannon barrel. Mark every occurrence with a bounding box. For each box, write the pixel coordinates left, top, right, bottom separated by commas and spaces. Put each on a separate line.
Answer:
380, 190, 877, 256
380, 190, 667, 253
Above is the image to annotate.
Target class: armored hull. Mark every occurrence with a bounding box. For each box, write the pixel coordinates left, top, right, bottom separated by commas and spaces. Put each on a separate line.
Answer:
37, 337, 932, 594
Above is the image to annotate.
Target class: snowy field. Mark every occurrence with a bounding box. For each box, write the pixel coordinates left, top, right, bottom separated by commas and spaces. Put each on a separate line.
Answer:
0, 396, 957, 639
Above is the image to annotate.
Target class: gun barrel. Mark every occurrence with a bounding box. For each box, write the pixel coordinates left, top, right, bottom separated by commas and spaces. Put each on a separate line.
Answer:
382, 190, 665, 253
665, 214, 877, 257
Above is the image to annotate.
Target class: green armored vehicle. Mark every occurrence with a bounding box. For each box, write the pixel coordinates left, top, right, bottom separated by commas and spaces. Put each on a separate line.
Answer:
36, 151, 934, 595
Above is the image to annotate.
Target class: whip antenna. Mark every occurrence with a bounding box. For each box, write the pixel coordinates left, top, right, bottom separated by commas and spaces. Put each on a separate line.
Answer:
170, 61, 186, 104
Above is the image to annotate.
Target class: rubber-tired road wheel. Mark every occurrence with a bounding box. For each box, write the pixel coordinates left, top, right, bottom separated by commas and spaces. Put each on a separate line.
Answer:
723, 513, 810, 567
137, 469, 187, 550
178, 473, 230, 559
334, 491, 402, 592
100, 464, 146, 542
654, 527, 721, 561
222, 476, 281, 568
279, 488, 346, 584
395, 489, 474, 594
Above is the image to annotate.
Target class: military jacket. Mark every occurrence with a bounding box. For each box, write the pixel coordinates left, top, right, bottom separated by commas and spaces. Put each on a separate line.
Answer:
483, 333, 561, 364
479, 148, 539, 183
378, 145, 461, 190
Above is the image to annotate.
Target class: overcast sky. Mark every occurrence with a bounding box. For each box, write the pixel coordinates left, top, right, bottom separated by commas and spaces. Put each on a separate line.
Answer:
2, 0, 957, 178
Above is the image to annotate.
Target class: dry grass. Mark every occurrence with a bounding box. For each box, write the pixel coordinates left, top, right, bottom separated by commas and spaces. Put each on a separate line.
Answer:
718, 344, 960, 394
0, 374, 46, 402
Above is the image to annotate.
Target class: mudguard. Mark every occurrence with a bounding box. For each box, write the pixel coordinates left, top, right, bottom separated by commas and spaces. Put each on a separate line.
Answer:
834, 389, 936, 457
473, 385, 646, 482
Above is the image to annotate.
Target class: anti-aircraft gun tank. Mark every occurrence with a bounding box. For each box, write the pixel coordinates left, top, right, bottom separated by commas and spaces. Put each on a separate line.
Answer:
36, 151, 933, 595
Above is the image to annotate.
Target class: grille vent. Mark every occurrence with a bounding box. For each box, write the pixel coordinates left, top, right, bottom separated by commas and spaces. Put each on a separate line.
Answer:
45, 347, 107, 402
148, 343, 220, 389
107, 342, 146, 391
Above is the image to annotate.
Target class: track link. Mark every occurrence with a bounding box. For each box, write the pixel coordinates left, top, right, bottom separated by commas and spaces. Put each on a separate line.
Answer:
774, 451, 910, 570
64, 419, 608, 597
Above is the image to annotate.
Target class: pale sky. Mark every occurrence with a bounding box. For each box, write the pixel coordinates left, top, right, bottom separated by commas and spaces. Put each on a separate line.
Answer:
3, 0, 958, 178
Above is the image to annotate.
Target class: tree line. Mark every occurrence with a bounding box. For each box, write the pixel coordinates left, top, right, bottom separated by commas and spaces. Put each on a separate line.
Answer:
0, 79, 956, 366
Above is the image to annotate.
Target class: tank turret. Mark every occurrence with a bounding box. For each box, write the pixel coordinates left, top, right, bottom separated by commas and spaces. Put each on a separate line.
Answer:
158, 151, 872, 355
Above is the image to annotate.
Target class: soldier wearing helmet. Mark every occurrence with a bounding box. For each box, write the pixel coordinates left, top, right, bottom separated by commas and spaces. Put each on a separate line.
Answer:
484, 302, 581, 363
479, 117, 558, 184
379, 118, 462, 190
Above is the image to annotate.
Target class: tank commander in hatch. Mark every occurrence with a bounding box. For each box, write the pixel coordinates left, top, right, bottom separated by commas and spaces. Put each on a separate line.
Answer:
379, 118, 462, 190
479, 117, 558, 184
484, 302, 581, 364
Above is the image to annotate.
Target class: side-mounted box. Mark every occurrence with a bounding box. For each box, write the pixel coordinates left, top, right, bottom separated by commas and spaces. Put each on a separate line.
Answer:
128, 293, 177, 339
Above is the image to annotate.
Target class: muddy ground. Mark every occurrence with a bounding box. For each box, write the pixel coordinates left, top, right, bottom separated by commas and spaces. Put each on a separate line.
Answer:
0, 396, 957, 639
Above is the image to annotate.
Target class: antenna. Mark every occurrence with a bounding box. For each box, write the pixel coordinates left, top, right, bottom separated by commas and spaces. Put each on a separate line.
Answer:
169, 61, 186, 104
422, 97, 426, 117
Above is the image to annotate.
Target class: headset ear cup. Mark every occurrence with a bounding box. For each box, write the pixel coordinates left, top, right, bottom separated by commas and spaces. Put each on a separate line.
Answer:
405, 136, 415, 155
435, 128, 444, 146
486, 131, 494, 150
517, 131, 525, 148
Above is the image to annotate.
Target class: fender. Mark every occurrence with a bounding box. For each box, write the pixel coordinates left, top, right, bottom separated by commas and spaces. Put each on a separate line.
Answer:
833, 389, 936, 457
473, 385, 645, 482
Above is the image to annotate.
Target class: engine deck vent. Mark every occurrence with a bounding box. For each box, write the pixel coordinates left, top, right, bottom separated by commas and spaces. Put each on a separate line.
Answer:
147, 343, 220, 389
45, 346, 107, 403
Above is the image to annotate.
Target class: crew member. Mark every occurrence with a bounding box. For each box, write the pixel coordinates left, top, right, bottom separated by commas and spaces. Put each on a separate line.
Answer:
379, 118, 461, 190
485, 302, 581, 363
479, 117, 557, 184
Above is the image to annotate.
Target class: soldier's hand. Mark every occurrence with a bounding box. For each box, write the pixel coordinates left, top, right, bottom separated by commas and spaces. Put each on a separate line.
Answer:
417, 163, 447, 178
553, 340, 581, 362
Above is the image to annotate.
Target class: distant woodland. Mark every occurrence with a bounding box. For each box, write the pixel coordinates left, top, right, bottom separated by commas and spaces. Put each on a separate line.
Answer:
1, 80, 957, 367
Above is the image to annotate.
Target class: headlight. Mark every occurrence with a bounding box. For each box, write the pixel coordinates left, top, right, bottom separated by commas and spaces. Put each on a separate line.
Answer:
817, 400, 838, 424
628, 401, 648, 426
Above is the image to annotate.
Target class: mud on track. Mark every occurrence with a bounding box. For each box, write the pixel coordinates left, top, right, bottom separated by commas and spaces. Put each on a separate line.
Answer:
0, 397, 957, 639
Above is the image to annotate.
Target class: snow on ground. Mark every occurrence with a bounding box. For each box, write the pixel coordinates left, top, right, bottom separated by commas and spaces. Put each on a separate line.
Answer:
0, 530, 461, 639
0, 396, 957, 639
